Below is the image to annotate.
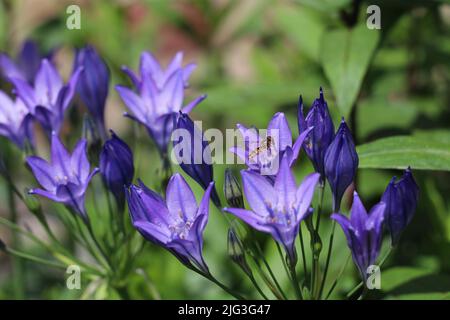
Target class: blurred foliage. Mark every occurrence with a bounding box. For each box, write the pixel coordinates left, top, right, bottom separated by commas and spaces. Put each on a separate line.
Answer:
0, 0, 449, 299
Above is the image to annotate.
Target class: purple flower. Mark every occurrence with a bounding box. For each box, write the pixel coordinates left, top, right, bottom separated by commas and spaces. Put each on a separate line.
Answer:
126, 174, 214, 274
298, 88, 335, 177
173, 112, 221, 207
324, 119, 358, 211
0, 40, 52, 84
0, 91, 33, 149
331, 192, 385, 281
116, 60, 205, 156
26, 133, 99, 220
224, 155, 320, 265
230, 112, 313, 177
381, 167, 419, 245
74, 46, 110, 139
100, 130, 134, 211
121, 51, 196, 90
11, 59, 83, 135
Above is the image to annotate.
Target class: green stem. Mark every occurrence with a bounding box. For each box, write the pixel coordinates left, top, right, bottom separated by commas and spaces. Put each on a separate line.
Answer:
5, 247, 66, 269
318, 221, 336, 299
325, 253, 351, 299
298, 225, 308, 281
7, 186, 24, 299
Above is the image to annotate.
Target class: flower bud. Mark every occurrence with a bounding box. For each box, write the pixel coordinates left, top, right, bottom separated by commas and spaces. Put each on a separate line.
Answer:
381, 167, 419, 246
74, 45, 110, 139
100, 130, 134, 210
298, 88, 335, 177
224, 168, 244, 208
174, 112, 221, 206
227, 227, 252, 276
324, 119, 358, 211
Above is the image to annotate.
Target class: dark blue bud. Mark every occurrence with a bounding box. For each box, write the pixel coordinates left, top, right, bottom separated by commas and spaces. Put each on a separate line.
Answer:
74, 45, 110, 139
298, 88, 335, 177
381, 167, 419, 246
174, 113, 221, 207
100, 130, 134, 210
324, 119, 358, 211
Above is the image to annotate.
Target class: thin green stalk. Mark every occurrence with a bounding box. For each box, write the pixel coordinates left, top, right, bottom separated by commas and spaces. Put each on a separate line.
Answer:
5, 247, 67, 269
325, 253, 351, 299
298, 226, 308, 281
7, 186, 24, 299
250, 254, 285, 300
254, 242, 288, 300
318, 221, 336, 299
247, 273, 269, 300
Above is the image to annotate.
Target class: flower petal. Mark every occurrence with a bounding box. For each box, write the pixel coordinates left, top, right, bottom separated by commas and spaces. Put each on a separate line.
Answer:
166, 173, 198, 221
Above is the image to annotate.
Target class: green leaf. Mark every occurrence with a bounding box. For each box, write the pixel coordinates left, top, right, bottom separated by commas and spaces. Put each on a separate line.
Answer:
381, 267, 450, 299
274, 5, 325, 60
321, 25, 380, 118
357, 132, 450, 171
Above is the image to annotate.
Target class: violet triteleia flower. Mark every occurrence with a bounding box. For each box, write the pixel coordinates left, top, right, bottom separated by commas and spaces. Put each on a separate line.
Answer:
230, 112, 313, 177
74, 46, 110, 139
173, 112, 221, 207
0, 40, 52, 84
298, 88, 335, 177
121, 51, 196, 90
331, 192, 385, 281
116, 68, 205, 156
381, 167, 419, 246
26, 133, 99, 221
11, 59, 83, 135
126, 174, 214, 274
0, 91, 33, 149
324, 118, 358, 211
99, 130, 134, 211
224, 155, 320, 266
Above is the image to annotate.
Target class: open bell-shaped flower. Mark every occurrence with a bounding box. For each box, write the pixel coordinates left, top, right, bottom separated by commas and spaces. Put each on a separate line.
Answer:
224, 154, 320, 266
26, 133, 98, 221
126, 174, 214, 274
331, 192, 385, 281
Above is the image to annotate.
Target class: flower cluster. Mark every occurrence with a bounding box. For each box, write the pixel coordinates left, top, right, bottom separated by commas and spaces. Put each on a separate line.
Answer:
0, 41, 420, 300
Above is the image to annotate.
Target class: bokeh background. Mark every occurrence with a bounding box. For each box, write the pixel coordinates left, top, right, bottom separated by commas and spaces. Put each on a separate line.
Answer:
0, 0, 449, 299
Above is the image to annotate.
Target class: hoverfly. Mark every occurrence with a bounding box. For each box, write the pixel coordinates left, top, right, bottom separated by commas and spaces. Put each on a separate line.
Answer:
248, 136, 275, 160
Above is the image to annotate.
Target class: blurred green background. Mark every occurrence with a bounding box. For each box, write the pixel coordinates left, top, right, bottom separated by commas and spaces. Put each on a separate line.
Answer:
0, 0, 449, 299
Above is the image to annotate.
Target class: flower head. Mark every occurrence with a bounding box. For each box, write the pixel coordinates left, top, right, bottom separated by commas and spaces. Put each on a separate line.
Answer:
116, 52, 203, 156
100, 130, 134, 211
74, 46, 110, 138
121, 51, 196, 89
298, 88, 335, 177
26, 133, 98, 220
126, 174, 214, 274
11, 59, 82, 135
0, 40, 52, 84
225, 155, 320, 265
0, 91, 33, 149
173, 112, 221, 206
331, 192, 385, 281
381, 167, 419, 245
230, 112, 312, 177
324, 118, 358, 211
